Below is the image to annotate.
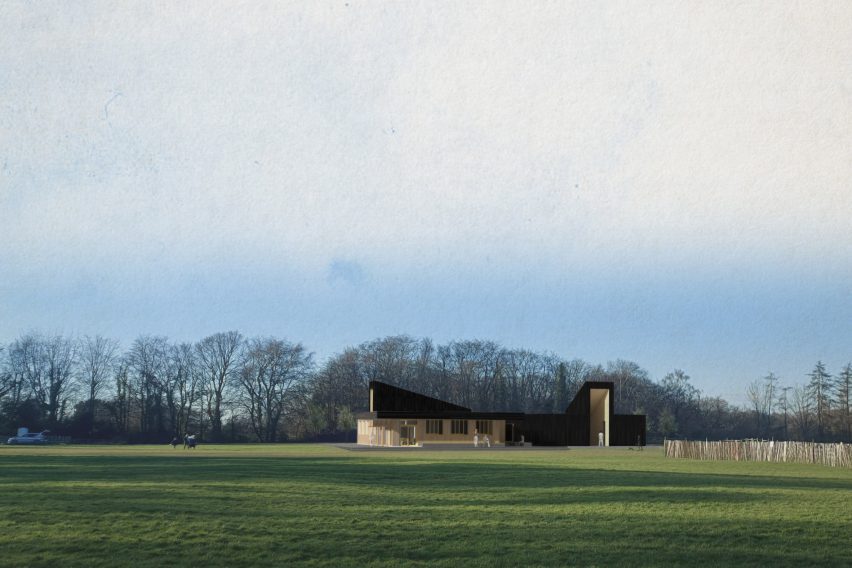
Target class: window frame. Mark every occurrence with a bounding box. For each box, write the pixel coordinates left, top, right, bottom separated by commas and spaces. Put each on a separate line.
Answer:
475, 420, 493, 435
426, 419, 443, 435
451, 419, 468, 435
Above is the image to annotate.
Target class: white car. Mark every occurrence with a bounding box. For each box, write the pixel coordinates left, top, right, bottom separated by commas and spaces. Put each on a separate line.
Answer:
6, 431, 49, 445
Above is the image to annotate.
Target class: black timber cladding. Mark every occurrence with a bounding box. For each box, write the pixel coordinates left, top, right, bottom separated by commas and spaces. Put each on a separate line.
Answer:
370, 381, 471, 413
363, 380, 646, 446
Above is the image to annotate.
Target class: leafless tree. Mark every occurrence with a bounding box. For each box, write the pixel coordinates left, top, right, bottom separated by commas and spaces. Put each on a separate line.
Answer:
236, 337, 313, 442
746, 379, 769, 434
196, 331, 243, 441
113, 361, 131, 434
0, 344, 26, 408
791, 385, 813, 440
10, 333, 78, 427
171, 342, 200, 438
126, 336, 170, 435
79, 335, 119, 436
606, 359, 649, 413
312, 348, 367, 432
778, 386, 792, 440
660, 369, 699, 432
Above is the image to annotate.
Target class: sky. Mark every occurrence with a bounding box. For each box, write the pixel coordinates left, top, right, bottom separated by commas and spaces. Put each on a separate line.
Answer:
1, 1, 851, 403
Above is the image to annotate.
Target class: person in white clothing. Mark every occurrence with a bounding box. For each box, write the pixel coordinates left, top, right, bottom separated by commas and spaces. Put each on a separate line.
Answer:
473, 428, 479, 448
598, 431, 604, 447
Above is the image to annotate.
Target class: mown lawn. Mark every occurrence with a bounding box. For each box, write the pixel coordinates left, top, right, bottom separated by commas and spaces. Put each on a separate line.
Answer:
0, 444, 850, 567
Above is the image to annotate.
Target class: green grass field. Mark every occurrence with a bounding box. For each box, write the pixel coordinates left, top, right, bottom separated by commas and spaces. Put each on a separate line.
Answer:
1, 444, 850, 567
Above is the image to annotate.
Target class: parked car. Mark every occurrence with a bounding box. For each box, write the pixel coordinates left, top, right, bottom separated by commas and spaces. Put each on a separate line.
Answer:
7, 431, 49, 445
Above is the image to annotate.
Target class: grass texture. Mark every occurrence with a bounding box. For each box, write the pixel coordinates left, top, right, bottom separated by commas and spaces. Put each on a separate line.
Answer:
0, 444, 850, 567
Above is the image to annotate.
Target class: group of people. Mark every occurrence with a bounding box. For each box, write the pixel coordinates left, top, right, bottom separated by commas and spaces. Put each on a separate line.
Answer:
170, 434, 197, 449
473, 429, 491, 448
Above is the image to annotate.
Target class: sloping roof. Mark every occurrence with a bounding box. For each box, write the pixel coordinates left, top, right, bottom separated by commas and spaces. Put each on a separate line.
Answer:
370, 381, 471, 413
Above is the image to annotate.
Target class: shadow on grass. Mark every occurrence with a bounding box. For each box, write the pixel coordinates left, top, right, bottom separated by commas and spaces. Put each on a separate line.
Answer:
1, 454, 850, 499
1, 454, 850, 567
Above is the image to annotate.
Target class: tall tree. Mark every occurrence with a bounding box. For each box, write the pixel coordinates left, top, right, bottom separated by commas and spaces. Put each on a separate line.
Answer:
172, 343, 200, 438
79, 335, 119, 436
791, 385, 813, 440
746, 379, 766, 434
807, 361, 832, 441
311, 348, 367, 435
0, 344, 26, 413
763, 372, 779, 435
745, 372, 778, 437
606, 359, 649, 413
237, 337, 312, 442
196, 331, 243, 441
43, 335, 78, 427
126, 336, 170, 436
553, 362, 567, 412
778, 386, 792, 440
113, 362, 131, 434
661, 369, 699, 429
835, 363, 852, 441
11, 333, 78, 428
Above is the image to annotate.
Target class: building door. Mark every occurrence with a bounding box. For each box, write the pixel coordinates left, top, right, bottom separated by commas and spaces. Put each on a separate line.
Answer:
505, 423, 515, 444
589, 388, 610, 446
400, 425, 416, 446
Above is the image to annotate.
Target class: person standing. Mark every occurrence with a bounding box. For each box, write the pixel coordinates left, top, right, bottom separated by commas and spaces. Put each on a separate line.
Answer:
473, 428, 479, 448
598, 431, 604, 447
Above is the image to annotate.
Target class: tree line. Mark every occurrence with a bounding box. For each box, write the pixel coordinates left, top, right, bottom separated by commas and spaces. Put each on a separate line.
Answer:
1, 331, 849, 443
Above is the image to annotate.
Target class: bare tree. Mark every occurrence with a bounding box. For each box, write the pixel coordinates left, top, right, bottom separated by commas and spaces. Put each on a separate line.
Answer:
778, 386, 792, 440
113, 362, 131, 434
763, 372, 779, 435
10, 333, 78, 428
9, 334, 47, 425
606, 359, 649, 413
79, 335, 119, 436
312, 348, 368, 434
172, 342, 200, 437
43, 334, 78, 426
236, 337, 312, 442
0, 344, 26, 409
791, 385, 813, 440
196, 331, 243, 441
746, 379, 766, 433
126, 336, 170, 436
746, 373, 777, 436
661, 369, 699, 426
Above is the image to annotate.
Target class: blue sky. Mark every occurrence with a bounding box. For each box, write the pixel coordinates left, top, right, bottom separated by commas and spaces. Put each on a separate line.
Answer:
2, 2, 851, 402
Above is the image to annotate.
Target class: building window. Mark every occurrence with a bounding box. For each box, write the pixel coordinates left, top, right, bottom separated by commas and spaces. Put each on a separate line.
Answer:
451, 419, 468, 435
475, 420, 492, 435
426, 419, 443, 435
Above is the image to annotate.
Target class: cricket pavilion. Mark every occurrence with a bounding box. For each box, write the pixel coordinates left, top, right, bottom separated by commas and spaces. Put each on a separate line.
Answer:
356, 380, 646, 447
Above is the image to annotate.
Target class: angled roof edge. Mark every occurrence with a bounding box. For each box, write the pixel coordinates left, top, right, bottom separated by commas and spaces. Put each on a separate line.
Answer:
370, 380, 471, 413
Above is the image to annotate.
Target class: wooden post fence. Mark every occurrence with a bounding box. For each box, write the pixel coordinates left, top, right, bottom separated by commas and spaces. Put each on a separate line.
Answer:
664, 439, 852, 468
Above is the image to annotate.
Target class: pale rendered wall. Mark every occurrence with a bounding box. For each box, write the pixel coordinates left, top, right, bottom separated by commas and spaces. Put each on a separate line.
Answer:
589, 389, 610, 446
357, 419, 505, 445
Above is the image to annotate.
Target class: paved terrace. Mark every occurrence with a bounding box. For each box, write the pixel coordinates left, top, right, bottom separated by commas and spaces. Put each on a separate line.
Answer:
336, 443, 656, 451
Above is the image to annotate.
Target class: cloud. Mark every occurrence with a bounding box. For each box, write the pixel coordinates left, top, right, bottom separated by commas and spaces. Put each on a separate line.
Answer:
327, 259, 365, 287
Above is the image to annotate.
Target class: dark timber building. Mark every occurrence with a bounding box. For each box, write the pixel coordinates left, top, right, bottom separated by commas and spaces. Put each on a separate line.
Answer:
357, 380, 646, 447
